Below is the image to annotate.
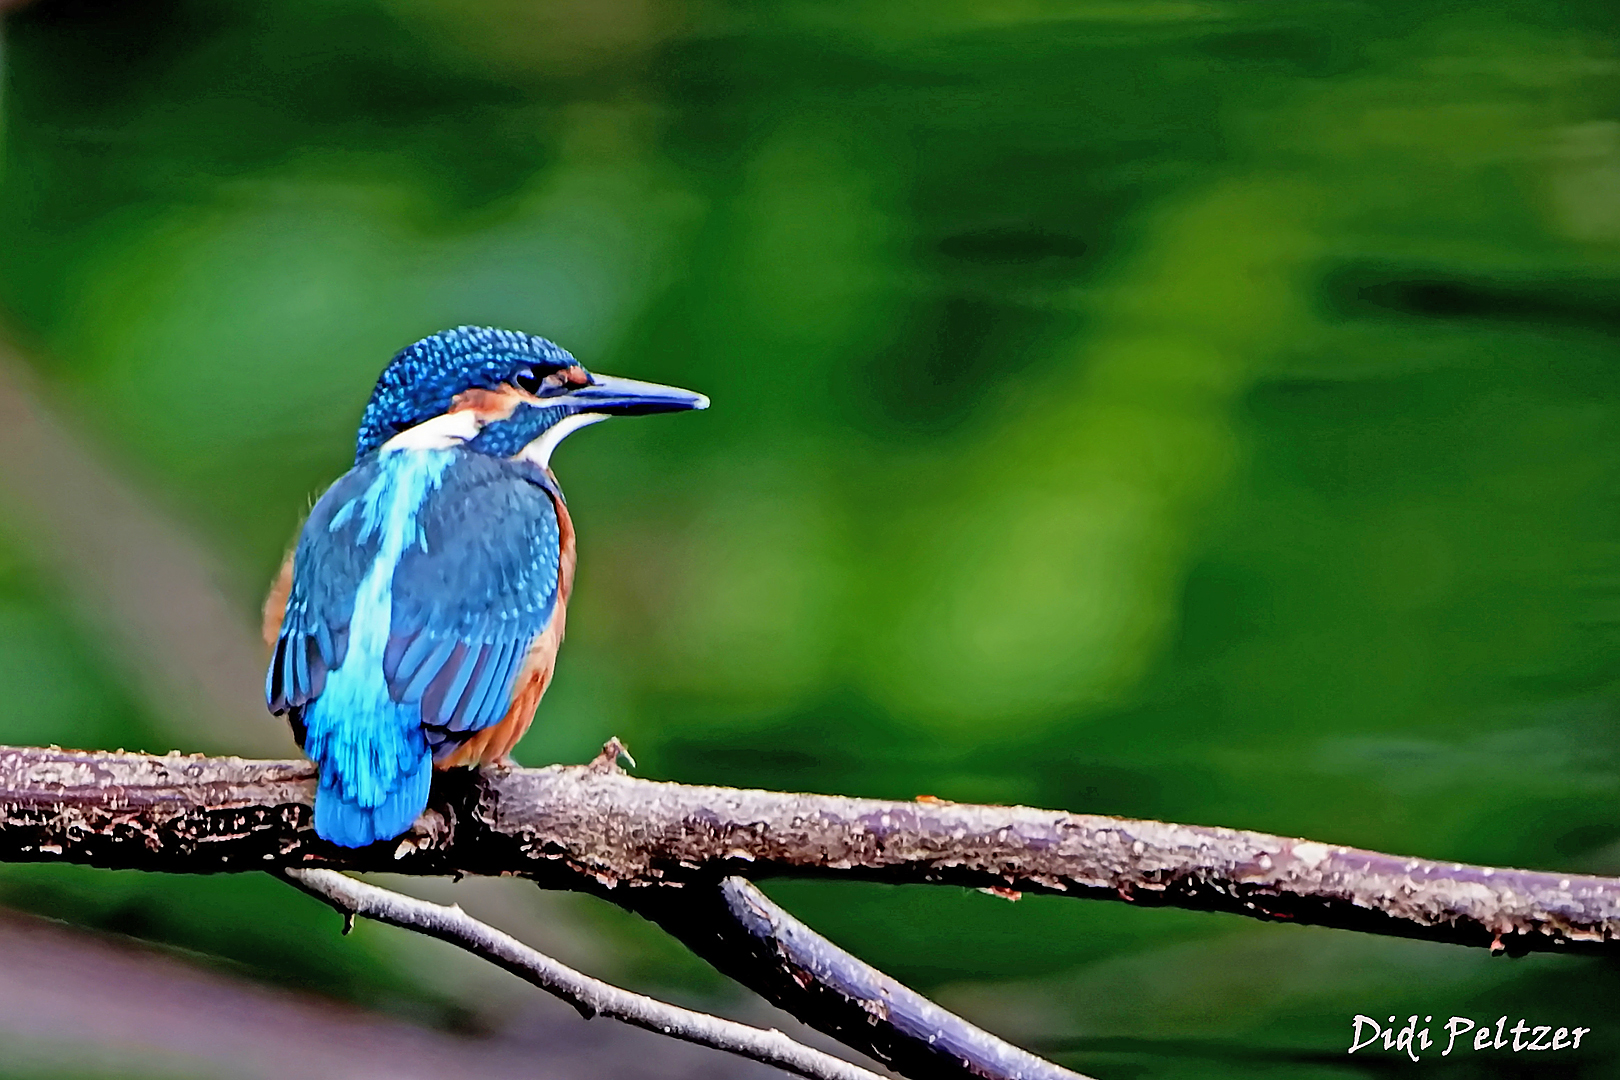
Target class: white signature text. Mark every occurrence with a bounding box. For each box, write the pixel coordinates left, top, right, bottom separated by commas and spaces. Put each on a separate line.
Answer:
1349, 1015, 1591, 1062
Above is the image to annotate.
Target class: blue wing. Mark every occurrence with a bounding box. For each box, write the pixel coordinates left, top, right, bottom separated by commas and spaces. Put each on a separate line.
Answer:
383, 453, 561, 759
266, 449, 561, 847
267, 465, 378, 724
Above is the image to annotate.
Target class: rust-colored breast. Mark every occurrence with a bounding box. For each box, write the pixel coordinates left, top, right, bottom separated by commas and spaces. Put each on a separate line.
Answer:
262, 548, 295, 649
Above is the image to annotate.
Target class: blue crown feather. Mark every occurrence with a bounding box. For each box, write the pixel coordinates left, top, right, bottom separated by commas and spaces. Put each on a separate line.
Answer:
354, 326, 578, 460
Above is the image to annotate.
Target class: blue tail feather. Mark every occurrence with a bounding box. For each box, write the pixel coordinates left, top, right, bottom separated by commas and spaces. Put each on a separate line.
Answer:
313, 753, 432, 848
303, 690, 434, 848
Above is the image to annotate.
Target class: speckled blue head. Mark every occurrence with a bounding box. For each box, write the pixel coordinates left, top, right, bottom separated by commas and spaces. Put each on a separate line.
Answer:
355, 326, 708, 467
354, 327, 582, 462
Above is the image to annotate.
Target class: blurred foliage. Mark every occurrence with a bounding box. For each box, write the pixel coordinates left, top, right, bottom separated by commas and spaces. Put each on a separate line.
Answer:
2, 0, 1619, 1075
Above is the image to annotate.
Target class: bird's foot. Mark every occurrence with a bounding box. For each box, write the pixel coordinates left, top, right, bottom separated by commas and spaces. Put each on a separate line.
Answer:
587, 736, 636, 775
393, 808, 451, 860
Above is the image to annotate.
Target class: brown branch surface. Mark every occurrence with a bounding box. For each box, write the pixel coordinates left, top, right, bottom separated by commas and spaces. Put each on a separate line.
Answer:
2, 745, 1617, 956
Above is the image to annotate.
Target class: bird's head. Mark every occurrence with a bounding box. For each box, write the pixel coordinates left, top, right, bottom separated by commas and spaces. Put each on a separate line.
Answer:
354, 326, 708, 466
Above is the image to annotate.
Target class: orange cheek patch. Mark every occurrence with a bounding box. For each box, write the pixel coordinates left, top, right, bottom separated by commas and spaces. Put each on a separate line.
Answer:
448, 384, 533, 421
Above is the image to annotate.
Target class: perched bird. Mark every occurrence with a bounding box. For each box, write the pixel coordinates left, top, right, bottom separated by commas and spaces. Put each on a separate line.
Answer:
263, 326, 707, 848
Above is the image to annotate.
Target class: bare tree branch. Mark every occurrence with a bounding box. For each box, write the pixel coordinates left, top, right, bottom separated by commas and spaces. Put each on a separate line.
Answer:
3, 744, 1616, 958
277, 868, 887, 1080
629, 877, 1088, 1080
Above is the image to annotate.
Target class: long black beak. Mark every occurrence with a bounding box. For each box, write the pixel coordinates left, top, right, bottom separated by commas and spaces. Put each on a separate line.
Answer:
572, 374, 709, 416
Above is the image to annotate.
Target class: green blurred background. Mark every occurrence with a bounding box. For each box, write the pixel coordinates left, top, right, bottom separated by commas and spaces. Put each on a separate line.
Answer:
0, 0, 1618, 1076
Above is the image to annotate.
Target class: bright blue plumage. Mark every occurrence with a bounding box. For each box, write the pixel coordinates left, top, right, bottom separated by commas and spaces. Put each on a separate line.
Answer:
386, 453, 562, 754
269, 447, 561, 847
267, 326, 707, 848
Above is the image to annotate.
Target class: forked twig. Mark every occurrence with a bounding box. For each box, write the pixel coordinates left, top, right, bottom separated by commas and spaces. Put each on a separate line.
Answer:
276, 868, 887, 1080
630, 878, 1092, 1080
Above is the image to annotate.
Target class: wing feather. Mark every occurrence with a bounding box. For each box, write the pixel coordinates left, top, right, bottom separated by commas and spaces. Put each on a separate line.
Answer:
264, 461, 384, 727
455, 638, 516, 732
460, 646, 509, 731
384, 454, 560, 751
267, 451, 561, 761
397, 639, 457, 703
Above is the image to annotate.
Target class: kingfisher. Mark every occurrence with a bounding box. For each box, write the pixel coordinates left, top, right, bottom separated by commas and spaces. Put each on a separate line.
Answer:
262, 326, 707, 848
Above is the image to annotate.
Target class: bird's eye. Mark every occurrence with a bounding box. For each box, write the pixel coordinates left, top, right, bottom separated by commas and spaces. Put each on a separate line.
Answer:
512, 367, 544, 394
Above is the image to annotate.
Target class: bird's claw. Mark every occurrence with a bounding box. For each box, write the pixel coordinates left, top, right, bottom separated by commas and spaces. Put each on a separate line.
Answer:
393, 808, 451, 859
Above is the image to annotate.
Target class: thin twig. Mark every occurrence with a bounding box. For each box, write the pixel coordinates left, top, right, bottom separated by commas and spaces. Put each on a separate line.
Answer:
2, 745, 1615, 957
276, 868, 887, 1080
629, 878, 1092, 1080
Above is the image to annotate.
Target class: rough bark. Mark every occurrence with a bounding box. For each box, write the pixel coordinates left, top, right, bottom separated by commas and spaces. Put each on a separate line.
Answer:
2, 745, 1615, 957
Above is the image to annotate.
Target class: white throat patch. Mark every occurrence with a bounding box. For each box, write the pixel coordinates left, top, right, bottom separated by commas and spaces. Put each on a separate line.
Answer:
519, 412, 609, 469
